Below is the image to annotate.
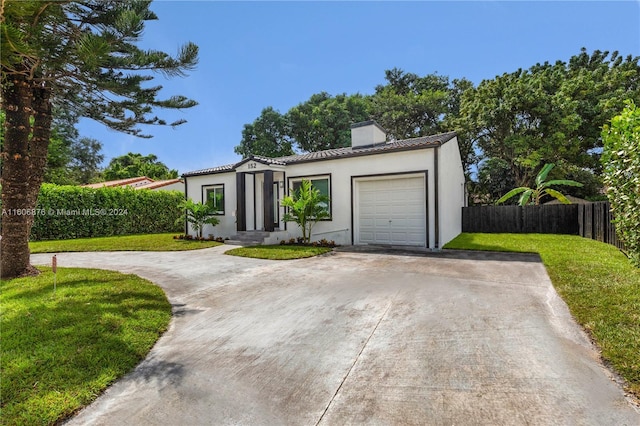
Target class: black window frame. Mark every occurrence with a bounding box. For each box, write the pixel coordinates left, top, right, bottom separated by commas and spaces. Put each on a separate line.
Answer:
202, 184, 225, 215
287, 174, 332, 220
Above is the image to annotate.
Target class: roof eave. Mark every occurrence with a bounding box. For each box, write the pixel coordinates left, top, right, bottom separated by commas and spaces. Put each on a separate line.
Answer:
182, 131, 458, 177
283, 141, 443, 166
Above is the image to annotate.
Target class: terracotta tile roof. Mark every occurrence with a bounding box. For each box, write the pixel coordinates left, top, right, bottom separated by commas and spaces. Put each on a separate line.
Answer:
134, 179, 184, 190
183, 131, 457, 177
82, 176, 153, 188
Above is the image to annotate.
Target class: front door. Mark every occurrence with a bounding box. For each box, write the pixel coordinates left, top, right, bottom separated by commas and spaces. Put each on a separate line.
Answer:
237, 169, 282, 232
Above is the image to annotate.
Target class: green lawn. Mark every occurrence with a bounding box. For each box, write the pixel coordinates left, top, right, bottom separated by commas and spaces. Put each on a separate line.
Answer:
0, 267, 172, 425
444, 233, 640, 398
30, 233, 222, 253
225, 245, 333, 260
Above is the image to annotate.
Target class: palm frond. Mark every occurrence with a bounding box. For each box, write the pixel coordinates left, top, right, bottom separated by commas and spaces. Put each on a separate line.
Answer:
496, 187, 528, 204
518, 189, 534, 206
544, 188, 571, 204
535, 163, 555, 187
541, 179, 584, 189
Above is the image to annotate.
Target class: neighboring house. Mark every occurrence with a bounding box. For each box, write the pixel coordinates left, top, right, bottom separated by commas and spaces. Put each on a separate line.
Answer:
183, 121, 466, 249
83, 177, 184, 192
134, 178, 184, 192
544, 195, 590, 205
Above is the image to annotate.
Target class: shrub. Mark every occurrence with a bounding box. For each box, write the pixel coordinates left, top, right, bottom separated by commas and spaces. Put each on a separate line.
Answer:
281, 179, 330, 244
29, 184, 183, 240
601, 100, 640, 267
176, 199, 220, 239
278, 238, 336, 248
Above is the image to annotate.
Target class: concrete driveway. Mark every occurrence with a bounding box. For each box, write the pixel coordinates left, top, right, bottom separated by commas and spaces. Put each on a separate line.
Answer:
32, 246, 639, 425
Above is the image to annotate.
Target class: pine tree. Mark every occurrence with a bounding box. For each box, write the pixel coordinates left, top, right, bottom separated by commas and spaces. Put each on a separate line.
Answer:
1, 1, 199, 278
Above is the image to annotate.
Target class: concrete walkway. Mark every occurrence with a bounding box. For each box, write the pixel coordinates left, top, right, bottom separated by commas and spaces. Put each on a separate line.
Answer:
32, 247, 639, 425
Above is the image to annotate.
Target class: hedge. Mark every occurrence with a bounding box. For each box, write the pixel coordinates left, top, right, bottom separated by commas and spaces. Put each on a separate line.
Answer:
27, 184, 184, 240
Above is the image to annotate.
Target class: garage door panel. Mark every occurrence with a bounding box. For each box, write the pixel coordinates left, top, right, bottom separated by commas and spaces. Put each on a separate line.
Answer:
356, 176, 426, 247
360, 231, 374, 241
391, 193, 408, 202
404, 219, 424, 227
391, 205, 419, 214
405, 234, 425, 244
375, 206, 392, 215
390, 219, 414, 227
376, 231, 391, 240
360, 218, 375, 227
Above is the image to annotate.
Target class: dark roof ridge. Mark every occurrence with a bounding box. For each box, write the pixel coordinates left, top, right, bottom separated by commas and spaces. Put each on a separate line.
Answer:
183, 131, 457, 177
274, 131, 457, 162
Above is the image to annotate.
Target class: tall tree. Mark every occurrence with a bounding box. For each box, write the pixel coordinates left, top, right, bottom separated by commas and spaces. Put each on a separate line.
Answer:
234, 70, 476, 170
0, 110, 101, 185
288, 92, 371, 152
0, 102, 62, 184
370, 68, 450, 140
443, 77, 476, 177
460, 48, 640, 193
103, 152, 177, 180
234, 107, 294, 158
45, 106, 104, 185
371, 70, 478, 176
42, 106, 82, 185
1, 1, 198, 278
472, 158, 516, 204
42, 128, 74, 185
69, 137, 104, 184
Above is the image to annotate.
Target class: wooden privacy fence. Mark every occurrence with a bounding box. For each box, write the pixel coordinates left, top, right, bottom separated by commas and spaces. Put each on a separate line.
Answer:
462, 202, 624, 249
577, 202, 625, 250
462, 204, 579, 234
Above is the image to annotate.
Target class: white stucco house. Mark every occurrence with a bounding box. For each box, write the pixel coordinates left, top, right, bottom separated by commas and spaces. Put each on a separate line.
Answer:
182, 121, 466, 249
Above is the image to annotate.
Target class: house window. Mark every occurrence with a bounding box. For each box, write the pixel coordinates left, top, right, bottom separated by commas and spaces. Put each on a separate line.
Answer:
204, 185, 225, 215
290, 176, 331, 217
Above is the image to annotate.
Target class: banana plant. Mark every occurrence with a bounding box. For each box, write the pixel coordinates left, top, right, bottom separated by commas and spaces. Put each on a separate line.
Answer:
496, 163, 583, 206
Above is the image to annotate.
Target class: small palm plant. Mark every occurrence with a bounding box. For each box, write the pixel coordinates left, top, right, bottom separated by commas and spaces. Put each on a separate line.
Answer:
281, 179, 330, 244
496, 163, 583, 206
177, 199, 220, 238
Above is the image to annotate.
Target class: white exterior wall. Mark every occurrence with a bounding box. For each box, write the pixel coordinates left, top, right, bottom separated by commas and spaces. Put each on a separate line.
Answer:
184, 141, 465, 248
184, 173, 237, 238
351, 123, 387, 148
244, 173, 255, 231
437, 137, 465, 246
284, 148, 436, 247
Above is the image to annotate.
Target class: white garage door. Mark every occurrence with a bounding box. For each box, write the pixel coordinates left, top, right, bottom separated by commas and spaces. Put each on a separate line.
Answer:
356, 176, 426, 246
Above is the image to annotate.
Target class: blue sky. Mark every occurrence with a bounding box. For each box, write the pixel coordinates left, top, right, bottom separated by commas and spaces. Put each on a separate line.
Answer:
76, 1, 640, 176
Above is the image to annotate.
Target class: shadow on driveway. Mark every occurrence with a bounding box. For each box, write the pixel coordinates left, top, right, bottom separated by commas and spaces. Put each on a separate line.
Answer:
335, 244, 542, 262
